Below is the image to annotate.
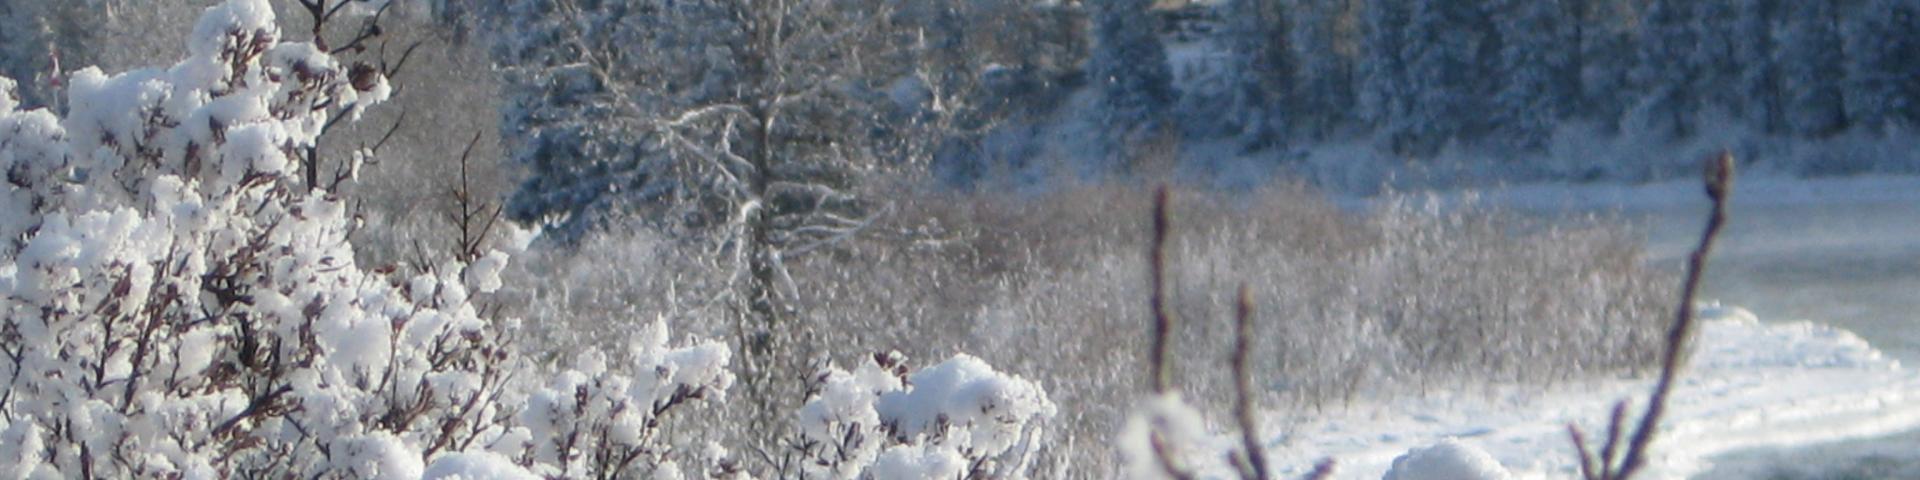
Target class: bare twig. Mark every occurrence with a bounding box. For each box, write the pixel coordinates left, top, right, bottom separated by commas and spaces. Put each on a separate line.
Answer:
1299, 458, 1336, 480
1149, 186, 1175, 394
1143, 185, 1195, 480
1570, 151, 1733, 480
1149, 430, 1198, 480
1599, 400, 1628, 480
1232, 285, 1270, 480
1567, 424, 1599, 480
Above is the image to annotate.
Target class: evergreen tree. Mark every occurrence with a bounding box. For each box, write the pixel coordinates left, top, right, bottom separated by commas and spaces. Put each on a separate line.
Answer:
1358, 0, 1413, 148
1492, 0, 1577, 149
1088, 0, 1175, 159
1630, 0, 1698, 139
1691, 0, 1743, 114
1220, 0, 1297, 147
1292, 0, 1360, 140
1843, 0, 1920, 132
1779, 0, 1849, 137
1733, 0, 1785, 132
1398, 0, 1497, 153
1571, 0, 1636, 126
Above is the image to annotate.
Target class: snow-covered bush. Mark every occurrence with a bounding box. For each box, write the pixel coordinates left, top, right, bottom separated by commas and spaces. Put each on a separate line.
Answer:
510, 319, 735, 478
0, 1, 742, 477
793, 351, 1055, 479
774, 184, 1666, 477
0, 7, 1066, 478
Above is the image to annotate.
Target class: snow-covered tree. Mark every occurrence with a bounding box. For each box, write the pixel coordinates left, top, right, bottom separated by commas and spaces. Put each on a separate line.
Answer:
1843, 0, 1920, 133
1779, 0, 1849, 137
1629, 0, 1699, 140
1088, 0, 1175, 162
1492, 0, 1577, 149
1570, 0, 1636, 126
0, 1, 485, 476
490, 0, 737, 239
1689, 0, 1742, 115
0, 0, 85, 109
1218, 0, 1297, 147
1732, 0, 1785, 133
0, 3, 1063, 478
1358, 0, 1414, 148
1397, 0, 1497, 153
1291, 0, 1361, 139
490, 0, 965, 467
0, 2, 755, 477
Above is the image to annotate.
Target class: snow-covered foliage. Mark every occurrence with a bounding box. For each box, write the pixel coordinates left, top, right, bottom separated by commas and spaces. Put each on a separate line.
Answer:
512, 319, 735, 478
0, 5, 1069, 477
0, 0, 499, 476
794, 352, 1055, 479
0, 2, 744, 477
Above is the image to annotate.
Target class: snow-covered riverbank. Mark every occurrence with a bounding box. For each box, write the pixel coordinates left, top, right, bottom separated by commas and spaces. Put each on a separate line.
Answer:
1265, 305, 1920, 479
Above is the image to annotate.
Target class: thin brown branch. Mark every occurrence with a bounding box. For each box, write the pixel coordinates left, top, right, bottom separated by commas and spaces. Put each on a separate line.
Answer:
1611, 151, 1732, 479
1140, 184, 1196, 480
1232, 285, 1270, 480
1149, 185, 1175, 394
1572, 151, 1734, 480
1599, 400, 1628, 480
1298, 458, 1336, 480
1567, 425, 1600, 480
1149, 429, 1197, 480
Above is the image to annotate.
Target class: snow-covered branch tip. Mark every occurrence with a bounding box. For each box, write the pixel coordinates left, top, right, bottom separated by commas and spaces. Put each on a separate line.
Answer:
1569, 150, 1734, 480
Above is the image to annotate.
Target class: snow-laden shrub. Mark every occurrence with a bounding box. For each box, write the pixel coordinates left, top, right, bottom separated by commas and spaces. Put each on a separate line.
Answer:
0, 1, 740, 477
794, 352, 1056, 479
0, 5, 1061, 479
767, 184, 1665, 477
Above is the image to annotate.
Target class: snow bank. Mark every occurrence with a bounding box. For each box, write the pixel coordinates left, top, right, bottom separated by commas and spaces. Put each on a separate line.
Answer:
1270, 306, 1920, 479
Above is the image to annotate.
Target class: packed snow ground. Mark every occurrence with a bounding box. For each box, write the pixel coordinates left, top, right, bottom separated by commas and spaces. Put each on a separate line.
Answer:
1263, 304, 1920, 479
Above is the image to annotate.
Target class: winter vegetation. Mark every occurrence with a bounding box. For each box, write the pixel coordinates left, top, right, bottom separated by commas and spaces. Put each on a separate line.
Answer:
0, 0, 1912, 478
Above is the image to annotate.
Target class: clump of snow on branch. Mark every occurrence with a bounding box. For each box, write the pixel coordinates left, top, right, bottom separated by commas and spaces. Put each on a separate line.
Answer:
795, 351, 1057, 479
511, 318, 734, 478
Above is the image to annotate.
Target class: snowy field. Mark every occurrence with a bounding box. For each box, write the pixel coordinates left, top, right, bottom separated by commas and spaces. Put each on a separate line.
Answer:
1266, 305, 1920, 479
